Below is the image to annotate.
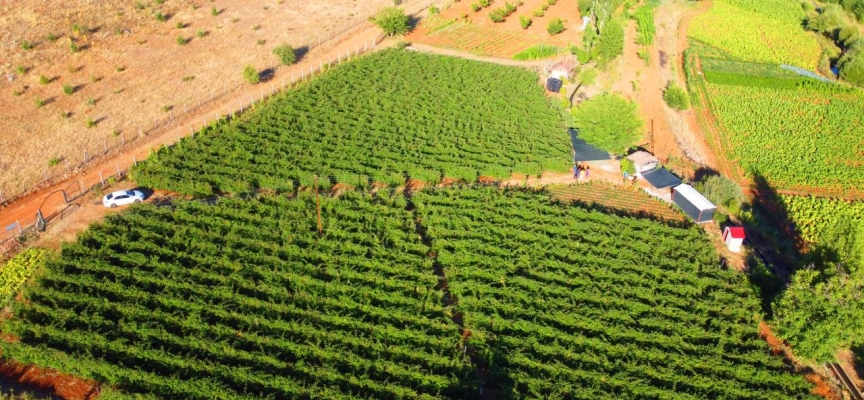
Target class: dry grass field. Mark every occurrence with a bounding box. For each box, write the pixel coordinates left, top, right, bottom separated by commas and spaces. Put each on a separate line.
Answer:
0, 0, 391, 197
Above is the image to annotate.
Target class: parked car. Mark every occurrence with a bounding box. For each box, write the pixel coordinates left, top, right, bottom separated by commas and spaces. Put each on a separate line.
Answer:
102, 190, 145, 208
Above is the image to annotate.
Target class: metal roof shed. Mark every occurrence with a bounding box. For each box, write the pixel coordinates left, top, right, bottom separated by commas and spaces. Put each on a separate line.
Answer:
568, 128, 612, 162
642, 167, 682, 189
672, 184, 716, 223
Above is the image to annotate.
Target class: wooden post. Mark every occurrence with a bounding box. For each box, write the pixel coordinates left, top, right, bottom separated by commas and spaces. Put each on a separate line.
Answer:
103, 140, 107, 154
78, 179, 84, 194
83, 150, 88, 163
116, 164, 121, 177
99, 172, 104, 186
315, 176, 323, 238
133, 156, 137, 166
16, 221, 21, 235
65, 159, 70, 176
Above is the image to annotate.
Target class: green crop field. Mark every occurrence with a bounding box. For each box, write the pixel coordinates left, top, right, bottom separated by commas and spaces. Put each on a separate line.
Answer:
703, 74, 864, 191
133, 49, 571, 196
778, 195, 864, 243
688, 0, 821, 68
1, 188, 816, 399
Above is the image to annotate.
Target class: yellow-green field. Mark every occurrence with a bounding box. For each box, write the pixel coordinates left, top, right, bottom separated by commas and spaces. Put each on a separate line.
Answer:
688, 0, 821, 69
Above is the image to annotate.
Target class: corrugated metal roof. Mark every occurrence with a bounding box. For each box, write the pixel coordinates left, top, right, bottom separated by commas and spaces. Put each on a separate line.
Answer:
642, 168, 682, 189
568, 129, 611, 162
673, 184, 715, 211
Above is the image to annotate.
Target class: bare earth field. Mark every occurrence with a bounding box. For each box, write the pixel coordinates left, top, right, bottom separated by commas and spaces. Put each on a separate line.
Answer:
0, 0, 391, 197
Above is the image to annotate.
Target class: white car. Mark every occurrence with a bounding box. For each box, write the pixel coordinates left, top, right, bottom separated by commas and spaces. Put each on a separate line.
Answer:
102, 190, 145, 208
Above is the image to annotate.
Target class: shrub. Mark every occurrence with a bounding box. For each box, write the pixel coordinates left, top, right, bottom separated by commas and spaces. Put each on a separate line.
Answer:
38, 75, 49, 85
520, 15, 532, 29
371, 7, 410, 36
197, 29, 207, 38
257, 39, 266, 45
429, 5, 439, 15
87, 97, 96, 106
0, 249, 46, 304
176, 36, 189, 45
155, 11, 168, 22
86, 118, 96, 127
34, 97, 45, 108
548, 0, 557, 4
243, 65, 260, 84
63, 84, 74, 95
490, 9, 507, 22
69, 40, 79, 53
211, 7, 219, 16
47, 33, 58, 42
273, 44, 297, 65
637, 47, 651, 65
472, 3, 482, 11
175, 22, 184, 29
662, 83, 690, 110
252, 24, 260, 30
15, 65, 26, 75
61, 111, 71, 119
695, 174, 744, 210
578, 0, 593, 13
12, 90, 22, 97
48, 157, 61, 166
839, 54, 864, 85
619, 157, 636, 175
547, 18, 565, 35
20, 40, 33, 50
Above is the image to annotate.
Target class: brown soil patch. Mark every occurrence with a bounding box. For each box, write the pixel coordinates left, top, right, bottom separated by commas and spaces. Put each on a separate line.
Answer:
330, 183, 352, 197
438, 177, 464, 187
0, 0, 395, 200
477, 176, 498, 184
0, 359, 99, 400
405, 179, 426, 191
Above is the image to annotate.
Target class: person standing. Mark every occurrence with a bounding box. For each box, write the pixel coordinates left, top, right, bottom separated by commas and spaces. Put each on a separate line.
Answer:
584, 165, 590, 179
573, 163, 581, 179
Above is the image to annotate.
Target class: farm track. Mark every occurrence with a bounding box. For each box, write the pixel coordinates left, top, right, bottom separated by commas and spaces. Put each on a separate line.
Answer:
0, 0, 440, 242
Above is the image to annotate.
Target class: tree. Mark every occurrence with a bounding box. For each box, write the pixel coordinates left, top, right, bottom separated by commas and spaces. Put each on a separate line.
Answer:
571, 93, 642, 155
371, 7, 410, 36
663, 83, 690, 110
596, 19, 624, 66
273, 44, 297, 65
243, 66, 259, 84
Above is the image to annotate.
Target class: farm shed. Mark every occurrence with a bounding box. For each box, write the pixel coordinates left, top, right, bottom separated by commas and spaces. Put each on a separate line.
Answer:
626, 151, 659, 173
569, 128, 612, 162
641, 167, 682, 190
672, 184, 716, 223
723, 226, 746, 253
549, 61, 575, 80
546, 77, 563, 92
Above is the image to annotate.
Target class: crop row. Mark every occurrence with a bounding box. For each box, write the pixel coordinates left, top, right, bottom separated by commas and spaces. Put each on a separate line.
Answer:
412, 188, 817, 398
2, 188, 817, 398
133, 48, 570, 196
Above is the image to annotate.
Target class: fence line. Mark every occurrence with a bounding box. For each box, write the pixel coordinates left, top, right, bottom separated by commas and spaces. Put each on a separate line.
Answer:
0, 0, 439, 209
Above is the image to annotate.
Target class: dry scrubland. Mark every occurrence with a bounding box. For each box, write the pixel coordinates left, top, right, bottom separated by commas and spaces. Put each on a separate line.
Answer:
0, 0, 390, 196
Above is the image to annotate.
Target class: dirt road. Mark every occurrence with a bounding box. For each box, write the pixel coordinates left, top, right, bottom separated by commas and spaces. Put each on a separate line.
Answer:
0, 0, 440, 243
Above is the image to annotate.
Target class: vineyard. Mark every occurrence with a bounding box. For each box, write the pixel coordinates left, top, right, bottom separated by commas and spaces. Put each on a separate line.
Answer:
777, 195, 864, 244
546, 182, 686, 223
133, 49, 571, 196
0, 188, 818, 398
414, 188, 817, 398
688, 0, 821, 68
414, 18, 564, 58
703, 77, 864, 191
2, 193, 475, 399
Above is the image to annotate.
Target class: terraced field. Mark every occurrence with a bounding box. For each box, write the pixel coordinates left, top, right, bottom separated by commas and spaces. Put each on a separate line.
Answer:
547, 182, 686, 223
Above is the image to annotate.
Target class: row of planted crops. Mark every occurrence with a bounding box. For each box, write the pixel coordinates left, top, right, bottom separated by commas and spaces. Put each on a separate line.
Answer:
0, 187, 819, 399
132, 48, 571, 197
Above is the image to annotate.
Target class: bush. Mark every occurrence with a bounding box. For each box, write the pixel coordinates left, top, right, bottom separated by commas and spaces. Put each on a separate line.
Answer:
0, 249, 46, 304
533, 9, 545, 17
38, 75, 49, 85
839, 54, 864, 85
578, 0, 593, 14
696, 174, 744, 210
519, 15, 532, 29
34, 97, 45, 108
243, 65, 259, 84
371, 7, 410, 36
490, 9, 507, 22
619, 157, 636, 175
273, 44, 297, 65
155, 11, 168, 22
20, 40, 33, 50
662, 83, 690, 110
547, 18, 565, 35
63, 84, 74, 95
429, 5, 439, 15
597, 19, 624, 65
176, 36, 189, 45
